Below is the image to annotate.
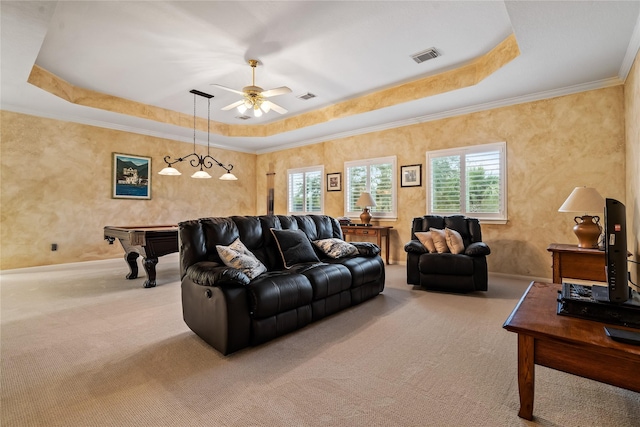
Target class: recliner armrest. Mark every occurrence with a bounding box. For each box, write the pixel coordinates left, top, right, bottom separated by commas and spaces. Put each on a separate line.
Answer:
404, 240, 427, 254
185, 261, 251, 287
465, 242, 491, 257
350, 241, 381, 257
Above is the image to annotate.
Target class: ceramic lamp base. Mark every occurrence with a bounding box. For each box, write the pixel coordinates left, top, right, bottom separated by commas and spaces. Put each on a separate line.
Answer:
573, 215, 601, 248
360, 208, 371, 225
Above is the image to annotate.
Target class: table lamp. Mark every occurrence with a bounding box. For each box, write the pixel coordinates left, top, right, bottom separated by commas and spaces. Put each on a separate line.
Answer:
558, 186, 605, 248
356, 192, 377, 225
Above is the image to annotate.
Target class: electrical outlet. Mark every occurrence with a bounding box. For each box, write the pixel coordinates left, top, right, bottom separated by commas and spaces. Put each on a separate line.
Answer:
51, 243, 57, 251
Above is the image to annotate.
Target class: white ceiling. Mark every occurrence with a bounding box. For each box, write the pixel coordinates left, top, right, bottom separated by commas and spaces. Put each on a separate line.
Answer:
2, 1, 639, 154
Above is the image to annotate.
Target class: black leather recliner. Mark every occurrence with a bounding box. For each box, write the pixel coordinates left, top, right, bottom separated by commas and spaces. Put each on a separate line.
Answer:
404, 215, 490, 293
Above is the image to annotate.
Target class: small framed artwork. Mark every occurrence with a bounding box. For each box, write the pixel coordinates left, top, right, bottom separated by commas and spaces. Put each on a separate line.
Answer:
401, 164, 422, 187
112, 153, 151, 199
327, 172, 342, 192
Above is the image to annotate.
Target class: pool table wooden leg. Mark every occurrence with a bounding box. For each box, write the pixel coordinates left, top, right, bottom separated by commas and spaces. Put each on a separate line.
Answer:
124, 252, 139, 280
142, 257, 158, 288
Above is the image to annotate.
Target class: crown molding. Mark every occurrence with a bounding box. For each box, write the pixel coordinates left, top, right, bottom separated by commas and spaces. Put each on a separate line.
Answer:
1, 104, 256, 154
256, 77, 623, 154
4, 76, 624, 156
619, 13, 640, 81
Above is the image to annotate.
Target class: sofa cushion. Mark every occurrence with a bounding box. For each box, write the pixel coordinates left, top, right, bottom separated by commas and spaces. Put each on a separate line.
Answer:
216, 238, 267, 279
429, 228, 450, 253
271, 228, 320, 268
415, 231, 437, 253
313, 238, 358, 259
329, 256, 384, 288
291, 263, 352, 300
445, 228, 465, 254
418, 253, 474, 275
247, 272, 313, 318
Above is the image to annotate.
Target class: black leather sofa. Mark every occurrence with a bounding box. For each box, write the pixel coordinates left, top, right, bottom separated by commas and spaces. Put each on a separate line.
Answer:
179, 214, 385, 355
404, 215, 490, 293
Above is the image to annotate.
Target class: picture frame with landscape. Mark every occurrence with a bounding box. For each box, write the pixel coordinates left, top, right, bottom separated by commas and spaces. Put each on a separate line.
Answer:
112, 153, 151, 199
401, 164, 422, 187
327, 172, 341, 192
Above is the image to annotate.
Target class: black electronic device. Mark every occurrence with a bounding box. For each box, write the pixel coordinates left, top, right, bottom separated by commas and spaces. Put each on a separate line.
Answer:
604, 326, 640, 346
602, 198, 631, 303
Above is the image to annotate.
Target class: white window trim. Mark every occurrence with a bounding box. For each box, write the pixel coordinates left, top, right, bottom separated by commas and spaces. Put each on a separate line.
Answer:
287, 165, 324, 215
344, 155, 397, 220
426, 142, 507, 223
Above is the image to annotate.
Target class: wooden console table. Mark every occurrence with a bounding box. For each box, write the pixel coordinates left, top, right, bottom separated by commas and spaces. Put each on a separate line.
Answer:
547, 243, 605, 284
340, 225, 392, 264
503, 282, 640, 420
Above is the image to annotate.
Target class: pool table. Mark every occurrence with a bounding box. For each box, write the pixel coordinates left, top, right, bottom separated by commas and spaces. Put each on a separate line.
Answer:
104, 225, 178, 288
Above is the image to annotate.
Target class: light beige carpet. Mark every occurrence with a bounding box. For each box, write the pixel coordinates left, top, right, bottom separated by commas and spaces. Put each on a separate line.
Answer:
1, 254, 639, 426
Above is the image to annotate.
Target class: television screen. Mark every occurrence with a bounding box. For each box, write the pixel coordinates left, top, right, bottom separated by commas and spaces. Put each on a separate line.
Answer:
604, 198, 629, 303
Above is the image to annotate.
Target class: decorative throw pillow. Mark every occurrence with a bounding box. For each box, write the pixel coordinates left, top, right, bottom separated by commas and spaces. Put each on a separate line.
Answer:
270, 228, 320, 269
414, 231, 437, 253
313, 238, 358, 259
445, 228, 465, 254
216, 238, 267, 280
429, 228, 450, 253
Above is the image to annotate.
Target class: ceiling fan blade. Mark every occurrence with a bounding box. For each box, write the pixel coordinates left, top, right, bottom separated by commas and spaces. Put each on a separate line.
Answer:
221, 100, 245, 111
261, 86, 292, 98
211, 84, 245, 96
263, 100, 287, 114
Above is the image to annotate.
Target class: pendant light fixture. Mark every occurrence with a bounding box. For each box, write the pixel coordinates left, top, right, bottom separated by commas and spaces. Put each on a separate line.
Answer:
158, 89, 237, 180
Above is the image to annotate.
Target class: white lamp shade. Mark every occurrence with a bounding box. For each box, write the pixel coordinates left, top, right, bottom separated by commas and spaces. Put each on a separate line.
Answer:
355, 192, 377, 208
237, 104, 248, 113
219, 172, 238, 181
158, 166, 181, 176
253, 107, 262, 117
191, 170, 212, 179
558, 186, 605, 213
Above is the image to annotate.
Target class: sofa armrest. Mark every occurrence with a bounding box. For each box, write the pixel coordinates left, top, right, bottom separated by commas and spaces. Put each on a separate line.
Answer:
404, 240, 427, 254
350, 241, 381, 257
185, 261, 251, 287
465, 242, 491, 257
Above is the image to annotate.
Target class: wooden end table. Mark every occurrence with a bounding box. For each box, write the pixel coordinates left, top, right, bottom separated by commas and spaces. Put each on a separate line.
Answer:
340, 225, 392, 264
503, 282, 640, 420
547, 243, 605, 284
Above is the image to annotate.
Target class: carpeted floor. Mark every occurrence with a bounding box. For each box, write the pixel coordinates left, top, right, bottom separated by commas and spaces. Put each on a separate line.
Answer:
1, 255, 639, 426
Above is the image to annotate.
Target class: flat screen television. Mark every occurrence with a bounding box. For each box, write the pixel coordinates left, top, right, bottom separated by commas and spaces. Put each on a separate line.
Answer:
602, 198, 630, 303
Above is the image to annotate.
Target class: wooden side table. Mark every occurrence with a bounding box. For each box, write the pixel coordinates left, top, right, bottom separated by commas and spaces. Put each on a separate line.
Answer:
547, 243, 606, 284
340, 225, 392, 264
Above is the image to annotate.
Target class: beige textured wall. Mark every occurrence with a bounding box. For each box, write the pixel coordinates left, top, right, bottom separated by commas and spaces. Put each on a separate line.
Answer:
625, 50, 640, 286
258, 87, 626, 279
1, 85, 628, 278
0, 111, 256, 269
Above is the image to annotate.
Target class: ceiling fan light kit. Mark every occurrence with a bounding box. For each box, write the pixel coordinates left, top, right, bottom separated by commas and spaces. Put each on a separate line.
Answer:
158, 89, 237, 181
213, 59, 291, 118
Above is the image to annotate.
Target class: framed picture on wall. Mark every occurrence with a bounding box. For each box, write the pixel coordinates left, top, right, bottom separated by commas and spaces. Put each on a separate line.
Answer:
401, 164, 422, 187
327, 172, 342, 192
112, 153, 152, 199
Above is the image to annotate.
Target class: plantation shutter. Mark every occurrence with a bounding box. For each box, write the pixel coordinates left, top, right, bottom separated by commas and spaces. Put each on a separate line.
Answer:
287, 166, 324, 214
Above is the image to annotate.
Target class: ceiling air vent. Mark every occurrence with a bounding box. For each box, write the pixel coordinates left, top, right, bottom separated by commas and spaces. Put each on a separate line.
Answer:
235, 115, 251, 120
297, 92, 316, 100
411, 47, 440, 64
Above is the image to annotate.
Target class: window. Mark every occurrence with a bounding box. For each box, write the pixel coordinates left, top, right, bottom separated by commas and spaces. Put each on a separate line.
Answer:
426, 142, 507, 222
345, 156, 397, 219
287, 166, 324, 214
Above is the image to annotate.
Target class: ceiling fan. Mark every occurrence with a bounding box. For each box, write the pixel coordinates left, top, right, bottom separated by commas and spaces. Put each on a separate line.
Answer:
212, 59, 291, 117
